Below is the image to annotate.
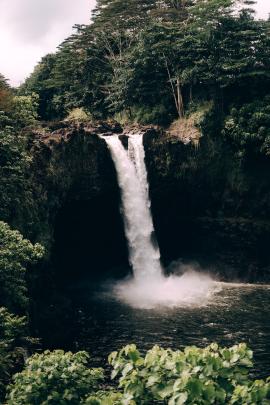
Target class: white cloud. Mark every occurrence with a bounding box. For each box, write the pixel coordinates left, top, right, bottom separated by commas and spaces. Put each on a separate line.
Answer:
253, 0, 269, 19
0, 0, 95, 86
0, 0, 269, 87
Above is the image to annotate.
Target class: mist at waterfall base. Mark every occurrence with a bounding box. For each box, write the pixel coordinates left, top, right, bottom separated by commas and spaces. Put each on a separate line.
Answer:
103, 133, 217, 309
107, 264, 217, 309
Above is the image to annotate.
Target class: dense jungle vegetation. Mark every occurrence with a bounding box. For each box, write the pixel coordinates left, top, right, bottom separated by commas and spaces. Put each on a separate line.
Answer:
0, 0, 270, 402
20, 0, 270, 124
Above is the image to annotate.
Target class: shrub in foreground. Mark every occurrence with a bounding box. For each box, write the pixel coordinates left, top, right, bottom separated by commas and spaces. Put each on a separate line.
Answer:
7, 350, 103, 405
6, 343, 270, 404
108, 343, 270, 404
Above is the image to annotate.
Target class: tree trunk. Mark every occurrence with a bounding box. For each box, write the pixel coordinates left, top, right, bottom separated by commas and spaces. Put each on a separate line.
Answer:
164, 56, 184, 119
176, 78, 184, 118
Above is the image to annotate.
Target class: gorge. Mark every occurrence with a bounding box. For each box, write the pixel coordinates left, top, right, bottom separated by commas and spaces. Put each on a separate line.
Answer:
23, 124, 270, 372
1, 0, 270, 401
17, 121, 270, 287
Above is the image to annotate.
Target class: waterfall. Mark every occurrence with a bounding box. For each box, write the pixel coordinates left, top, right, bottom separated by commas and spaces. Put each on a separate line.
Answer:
103, 133, 216, 309
103, 134, 163, 280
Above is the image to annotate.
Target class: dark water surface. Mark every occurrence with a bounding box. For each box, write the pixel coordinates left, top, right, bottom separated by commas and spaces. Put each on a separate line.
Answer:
45, 280, 270, 379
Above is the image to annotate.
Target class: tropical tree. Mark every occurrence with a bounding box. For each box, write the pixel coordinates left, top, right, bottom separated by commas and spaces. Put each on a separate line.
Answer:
0, 221, 44, 312
0, 74, 13, 113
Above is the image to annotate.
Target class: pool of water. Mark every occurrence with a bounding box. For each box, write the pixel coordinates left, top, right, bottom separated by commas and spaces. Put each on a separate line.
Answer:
50, 280, 270, 378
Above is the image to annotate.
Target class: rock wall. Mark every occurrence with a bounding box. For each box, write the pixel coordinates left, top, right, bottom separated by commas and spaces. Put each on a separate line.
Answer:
18, 120, 270, 282
144, 127, 270, 281
20, 122, 129, 281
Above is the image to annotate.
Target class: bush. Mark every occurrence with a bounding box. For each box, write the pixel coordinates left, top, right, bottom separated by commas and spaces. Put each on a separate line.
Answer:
64, 108, 92, 123
12, 93, 39, 127
108, 343, 270, 404
0, 221, 44, 312
132, 104, 173, 126
7, 350, 104, 405
85, 391, 127, 405
6, 343, 270, 404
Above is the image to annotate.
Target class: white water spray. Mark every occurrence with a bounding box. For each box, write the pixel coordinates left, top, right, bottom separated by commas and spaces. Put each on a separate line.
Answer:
103, 133, 216, 308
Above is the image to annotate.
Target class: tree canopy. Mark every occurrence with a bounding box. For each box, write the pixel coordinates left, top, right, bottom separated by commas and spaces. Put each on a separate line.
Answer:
19, 0, 270, 124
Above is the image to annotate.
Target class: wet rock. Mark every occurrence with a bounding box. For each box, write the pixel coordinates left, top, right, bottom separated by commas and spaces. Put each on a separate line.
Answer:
119, 134, 129, 149
96, 120, 123, 134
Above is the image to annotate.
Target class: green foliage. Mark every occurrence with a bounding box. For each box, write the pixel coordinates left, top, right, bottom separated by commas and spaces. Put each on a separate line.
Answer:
0, 307, 30, 401
0, 83, 42, 228
19, 54, 59, 120
0, 106, 45, 236
0, 221, 44, 312
0, 74, 9, 90
0, 74, 13, 113
64, 107, 92, 123
21, 0, 270, 123
231, 380, 270, 404
0, 307, 27, 342
108, 343, 270, 404
85, 391, 127, 405
12, 93, 39, 127
131, 104, 172, 126
0, 121, 32, 222
222, 97, 270, 159
7, 350, 104, 405
6, 344, 270, 404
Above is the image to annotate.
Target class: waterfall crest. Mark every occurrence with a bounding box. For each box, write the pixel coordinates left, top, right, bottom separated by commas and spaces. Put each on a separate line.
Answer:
103, 133, 216, 308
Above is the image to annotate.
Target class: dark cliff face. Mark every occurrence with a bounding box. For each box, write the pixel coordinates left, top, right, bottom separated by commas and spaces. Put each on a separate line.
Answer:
20, 121, 270, 283
143, 128, 270, 281
24, 123, 129, 282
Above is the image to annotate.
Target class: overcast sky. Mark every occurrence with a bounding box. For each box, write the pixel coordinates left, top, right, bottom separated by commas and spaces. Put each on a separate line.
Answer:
0, 0, 269, 87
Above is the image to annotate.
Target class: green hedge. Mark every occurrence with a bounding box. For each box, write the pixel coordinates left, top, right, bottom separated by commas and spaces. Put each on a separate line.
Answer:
6, 343, 270, 404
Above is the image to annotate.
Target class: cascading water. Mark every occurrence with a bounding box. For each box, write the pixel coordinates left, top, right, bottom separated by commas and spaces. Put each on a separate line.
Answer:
103, 133, 217, 308
104, 134, 162, 281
